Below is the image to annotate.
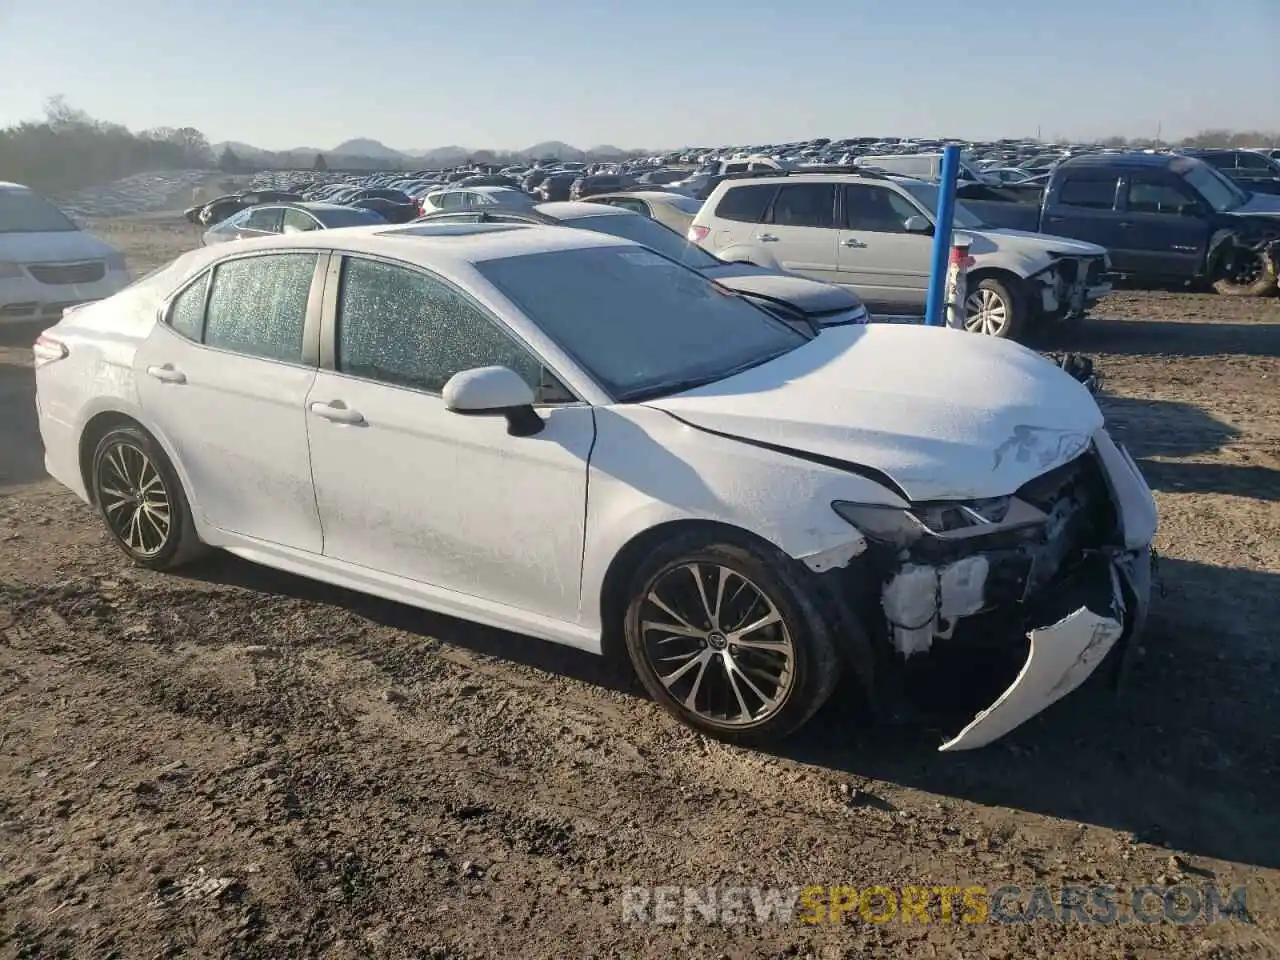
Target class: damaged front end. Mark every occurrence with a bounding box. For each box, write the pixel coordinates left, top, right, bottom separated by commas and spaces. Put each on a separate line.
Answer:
1030, 253, 1113, 322
829, 428, 1157, 751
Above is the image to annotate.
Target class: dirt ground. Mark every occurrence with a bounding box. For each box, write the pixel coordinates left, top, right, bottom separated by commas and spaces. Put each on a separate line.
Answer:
1, 214, 1278, 960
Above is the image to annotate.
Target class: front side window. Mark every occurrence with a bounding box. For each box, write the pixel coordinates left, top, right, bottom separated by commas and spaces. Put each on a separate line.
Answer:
476, 245, 805, 401
843, 184, 927, 233
204, 254, 316, 363
245, 207, 284, 232
336, 257, 541, 394
1126, 178, 1198, 216
767, 184, 835, 228
167, 271, 209, 341
282, 209, 319, 233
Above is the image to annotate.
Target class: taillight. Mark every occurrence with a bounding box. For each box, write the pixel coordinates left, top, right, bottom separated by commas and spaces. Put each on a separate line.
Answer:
33, 333, 68, 367
689, 225, 710, 243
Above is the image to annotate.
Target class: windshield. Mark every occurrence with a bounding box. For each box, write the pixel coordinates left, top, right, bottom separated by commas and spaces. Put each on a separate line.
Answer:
896, 181, 986, 228
571, 214, 720, 269
476, 245, 806, 401
1178, 160, 1246, 213
0, 189, 78, 233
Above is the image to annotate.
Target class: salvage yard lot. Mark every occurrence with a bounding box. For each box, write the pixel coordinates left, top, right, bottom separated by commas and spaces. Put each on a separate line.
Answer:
1, 213, 1279, 959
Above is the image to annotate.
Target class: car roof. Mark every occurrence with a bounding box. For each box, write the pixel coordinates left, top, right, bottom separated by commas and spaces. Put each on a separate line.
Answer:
184, 221, 632, 271
592, 190, 693, 203
1058, 152, 1178, 169
534, 201, 632, 221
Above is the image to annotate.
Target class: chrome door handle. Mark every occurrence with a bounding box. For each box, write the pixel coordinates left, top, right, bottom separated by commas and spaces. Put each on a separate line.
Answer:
842, 238, 867, 248
145, 364, 186, 384
755, 233, 779, 242
309, 401, 365, 425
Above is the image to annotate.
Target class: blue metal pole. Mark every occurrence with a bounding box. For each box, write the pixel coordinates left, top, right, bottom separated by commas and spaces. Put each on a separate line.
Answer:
924, 144, 962, 327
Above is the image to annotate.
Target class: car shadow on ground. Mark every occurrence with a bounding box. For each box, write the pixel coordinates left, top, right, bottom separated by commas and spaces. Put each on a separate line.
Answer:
783, 555, 1280, 870
1035, 313, 1280, 358
1098, 394, 1280, 501
183, 552, 636, 696
0, 358, 46, 490
192, 550, 1280, 870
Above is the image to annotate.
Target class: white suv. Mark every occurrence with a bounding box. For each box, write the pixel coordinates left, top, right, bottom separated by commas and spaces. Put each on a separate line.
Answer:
1, 182, 131, 326
689, 172, 1112, 340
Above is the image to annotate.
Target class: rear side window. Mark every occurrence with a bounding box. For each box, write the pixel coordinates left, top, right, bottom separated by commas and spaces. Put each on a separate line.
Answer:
713, 184, 776, 223
204, 254, 316, 363
767, 184, 835, 228
1057, 177, 1118, 210
167, 272, 209, 341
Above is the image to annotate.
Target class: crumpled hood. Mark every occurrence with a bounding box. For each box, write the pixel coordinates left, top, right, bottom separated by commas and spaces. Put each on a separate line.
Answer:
646, 323, 1103, 502
974, 226, 1108, 258
0, 229, 118, 264
704, 262, 863, 314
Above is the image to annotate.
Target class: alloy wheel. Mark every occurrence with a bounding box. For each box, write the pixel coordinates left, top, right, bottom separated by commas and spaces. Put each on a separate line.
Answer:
964, 287, 1009, 336
639, 563, 796, 727
96, 440, 171, 557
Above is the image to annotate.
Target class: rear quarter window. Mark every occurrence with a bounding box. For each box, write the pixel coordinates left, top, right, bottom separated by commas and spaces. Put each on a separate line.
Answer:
713, 184, 777, 223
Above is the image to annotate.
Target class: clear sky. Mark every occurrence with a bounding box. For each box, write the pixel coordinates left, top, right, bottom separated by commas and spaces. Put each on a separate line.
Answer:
1, 0, 1277, 151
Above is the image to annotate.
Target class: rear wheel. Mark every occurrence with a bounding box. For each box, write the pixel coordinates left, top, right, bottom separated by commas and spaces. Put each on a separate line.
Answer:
90, 425, 205, 570
964, 276, 1026, 340
623, 535, 840, 745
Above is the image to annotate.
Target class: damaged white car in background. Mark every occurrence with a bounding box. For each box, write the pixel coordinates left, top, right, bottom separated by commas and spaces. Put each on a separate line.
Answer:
34, 223, 1155, 751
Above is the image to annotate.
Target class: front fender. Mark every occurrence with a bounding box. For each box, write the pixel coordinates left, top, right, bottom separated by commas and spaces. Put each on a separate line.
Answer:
716, 243, 781, 269
578, 405, 903, 634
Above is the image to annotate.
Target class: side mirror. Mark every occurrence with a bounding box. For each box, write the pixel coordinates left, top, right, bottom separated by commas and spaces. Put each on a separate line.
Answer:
903, 215, 933, 235
442, 366, 544, 437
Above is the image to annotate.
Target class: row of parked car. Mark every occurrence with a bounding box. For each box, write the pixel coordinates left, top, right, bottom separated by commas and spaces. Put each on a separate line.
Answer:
174, 146, 1280, 342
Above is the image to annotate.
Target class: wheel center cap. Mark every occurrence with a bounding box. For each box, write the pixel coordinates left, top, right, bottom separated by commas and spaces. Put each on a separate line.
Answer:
707, 631, 728, 651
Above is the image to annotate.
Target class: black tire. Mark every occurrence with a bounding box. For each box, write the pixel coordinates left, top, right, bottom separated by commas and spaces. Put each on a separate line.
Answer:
623, 533, 841, 746
90, 424, 206, 570
964, 276, 1026, 340
1212, 249, 1279, 297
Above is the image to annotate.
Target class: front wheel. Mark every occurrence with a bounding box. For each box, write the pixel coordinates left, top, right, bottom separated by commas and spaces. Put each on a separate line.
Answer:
1212, 248, 1279, 297
90, 424, 206, 570
623, 536, 840, 745
964, 276, 1026, 340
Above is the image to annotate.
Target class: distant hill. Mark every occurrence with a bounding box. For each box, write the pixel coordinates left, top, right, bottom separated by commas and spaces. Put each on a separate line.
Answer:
211, 137, 649, 170
331, 138, 406, 161
519, 141, 585, 161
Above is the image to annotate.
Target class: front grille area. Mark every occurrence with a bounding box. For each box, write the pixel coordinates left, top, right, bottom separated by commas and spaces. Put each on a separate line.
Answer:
27, 261, 105, 285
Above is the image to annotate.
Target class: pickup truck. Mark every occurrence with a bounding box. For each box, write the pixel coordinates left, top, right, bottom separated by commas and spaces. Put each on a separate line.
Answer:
959, 152, 1280, 296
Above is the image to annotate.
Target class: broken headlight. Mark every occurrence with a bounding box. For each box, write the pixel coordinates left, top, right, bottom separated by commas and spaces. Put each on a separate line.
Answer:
832, 496, 1047, 547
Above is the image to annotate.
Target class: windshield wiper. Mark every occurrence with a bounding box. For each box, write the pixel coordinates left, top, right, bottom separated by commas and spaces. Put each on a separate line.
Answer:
621, 351, 795, 403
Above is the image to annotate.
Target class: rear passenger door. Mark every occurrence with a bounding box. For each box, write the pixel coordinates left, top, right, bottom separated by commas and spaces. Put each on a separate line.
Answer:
134, 251, 325, 552
1041, 173, 1123, 250
835, 184, 932, 313
1116, 174, 1208, 280
755, 183, 839, 281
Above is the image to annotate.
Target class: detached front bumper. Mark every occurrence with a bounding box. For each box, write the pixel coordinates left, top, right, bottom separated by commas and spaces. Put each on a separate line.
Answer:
1034, 256, 1113, 321
938, 545, 1150, 750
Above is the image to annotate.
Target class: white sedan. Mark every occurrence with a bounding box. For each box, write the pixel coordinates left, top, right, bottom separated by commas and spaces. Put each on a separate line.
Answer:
33, 222, 1157, 749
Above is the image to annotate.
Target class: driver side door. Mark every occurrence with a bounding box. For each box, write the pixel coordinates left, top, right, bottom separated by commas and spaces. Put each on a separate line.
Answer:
304, 254, 595, 625
836, 184, 933, 313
